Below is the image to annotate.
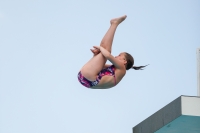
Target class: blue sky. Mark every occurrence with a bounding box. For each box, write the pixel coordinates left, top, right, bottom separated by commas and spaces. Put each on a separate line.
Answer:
0, 0, 200, 133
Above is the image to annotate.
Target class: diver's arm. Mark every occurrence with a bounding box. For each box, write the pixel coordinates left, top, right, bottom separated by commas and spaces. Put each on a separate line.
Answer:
98, 46, 124, 69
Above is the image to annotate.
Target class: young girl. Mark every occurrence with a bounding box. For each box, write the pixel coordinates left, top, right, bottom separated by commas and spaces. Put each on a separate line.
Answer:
78, 15, 147, 89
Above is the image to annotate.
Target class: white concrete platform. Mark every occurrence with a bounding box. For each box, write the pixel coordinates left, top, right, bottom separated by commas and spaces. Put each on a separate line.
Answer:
132, 96, 200, 133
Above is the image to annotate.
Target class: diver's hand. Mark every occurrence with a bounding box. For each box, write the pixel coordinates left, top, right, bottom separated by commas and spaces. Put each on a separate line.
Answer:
90, 46, 100, 55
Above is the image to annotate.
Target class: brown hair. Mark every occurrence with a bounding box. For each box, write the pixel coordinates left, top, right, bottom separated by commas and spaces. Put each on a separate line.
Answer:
124, 52, 148, 70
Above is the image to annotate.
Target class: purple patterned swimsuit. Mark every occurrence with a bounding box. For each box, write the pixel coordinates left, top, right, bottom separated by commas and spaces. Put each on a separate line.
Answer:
78, 65, 116, 88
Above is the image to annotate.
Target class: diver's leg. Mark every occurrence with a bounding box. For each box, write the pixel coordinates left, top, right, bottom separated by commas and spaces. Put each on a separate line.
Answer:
100, 15, 127, 53
81, 15, 127, 80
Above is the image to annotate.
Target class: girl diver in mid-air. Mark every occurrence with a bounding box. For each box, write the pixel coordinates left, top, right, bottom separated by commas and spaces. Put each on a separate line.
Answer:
78, 15, 147, 89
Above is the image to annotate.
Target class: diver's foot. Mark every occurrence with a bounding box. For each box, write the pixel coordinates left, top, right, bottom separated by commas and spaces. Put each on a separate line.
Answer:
110, 15, 127, 25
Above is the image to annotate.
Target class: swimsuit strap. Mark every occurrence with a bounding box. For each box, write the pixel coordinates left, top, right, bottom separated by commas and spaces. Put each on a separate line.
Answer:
114, 75, 116, 85
112, 65, 116, 85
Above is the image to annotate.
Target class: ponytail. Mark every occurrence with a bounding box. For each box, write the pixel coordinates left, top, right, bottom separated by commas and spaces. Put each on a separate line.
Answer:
124, 52, 148, 70
132, 65, 149, 70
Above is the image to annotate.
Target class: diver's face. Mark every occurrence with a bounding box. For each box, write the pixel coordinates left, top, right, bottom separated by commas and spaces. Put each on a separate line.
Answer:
115, 53, 127, 64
